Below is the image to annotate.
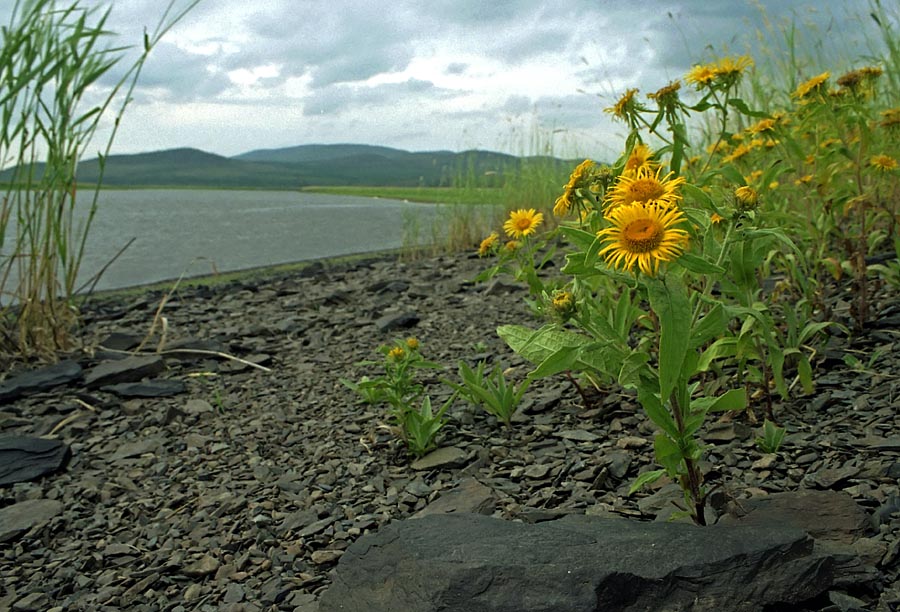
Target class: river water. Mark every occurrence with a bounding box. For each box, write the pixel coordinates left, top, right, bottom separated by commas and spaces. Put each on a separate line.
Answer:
5, 189, 445, 292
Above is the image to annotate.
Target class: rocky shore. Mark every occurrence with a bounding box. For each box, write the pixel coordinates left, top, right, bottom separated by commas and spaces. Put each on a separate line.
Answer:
1, 249, 899, 611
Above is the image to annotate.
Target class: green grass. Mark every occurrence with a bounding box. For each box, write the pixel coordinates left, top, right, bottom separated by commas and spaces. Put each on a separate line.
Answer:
301, 185, 507, 205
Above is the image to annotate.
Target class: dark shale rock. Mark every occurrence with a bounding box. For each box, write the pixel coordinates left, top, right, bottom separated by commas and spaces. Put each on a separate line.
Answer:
0, 499, 63, 543
98, 332, 143, 351
318, 513, 840, 612
0, 359, 82, 402
0, 435, 71, 485
102, 379, 186, 398
83, 355, 166, 389
722, 489, 869, 545
373, 310, 420, 332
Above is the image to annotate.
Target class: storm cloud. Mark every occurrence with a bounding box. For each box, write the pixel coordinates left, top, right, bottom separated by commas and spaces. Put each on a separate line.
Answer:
1, 0, 888, 158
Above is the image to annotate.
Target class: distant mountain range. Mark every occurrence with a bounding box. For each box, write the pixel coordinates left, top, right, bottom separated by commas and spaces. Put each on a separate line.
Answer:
1, 144, 579, 189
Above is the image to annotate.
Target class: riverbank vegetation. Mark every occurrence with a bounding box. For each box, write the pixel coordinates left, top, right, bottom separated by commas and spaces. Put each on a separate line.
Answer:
451, 0, 900, 524
0, 0, 199, 363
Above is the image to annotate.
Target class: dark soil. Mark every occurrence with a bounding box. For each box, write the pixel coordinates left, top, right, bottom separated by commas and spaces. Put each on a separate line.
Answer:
1, 249, 899, 611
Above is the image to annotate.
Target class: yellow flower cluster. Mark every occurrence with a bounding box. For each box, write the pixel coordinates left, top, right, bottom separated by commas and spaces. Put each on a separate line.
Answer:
554, 159, 595, 216
793, 72, 830, 99
593, 146, 689, 276
685, 55, 753, 89
870, 154, 898, 172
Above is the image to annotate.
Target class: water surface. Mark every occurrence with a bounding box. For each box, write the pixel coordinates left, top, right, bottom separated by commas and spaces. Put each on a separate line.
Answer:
68, 189, 439, 291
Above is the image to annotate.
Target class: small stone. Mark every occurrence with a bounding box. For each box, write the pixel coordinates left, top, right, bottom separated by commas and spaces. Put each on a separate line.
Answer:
414, 478, 495, 518
807, 466, 860, 490
523, 464, 552, 479
410, 446, 467, 470
616, 436, 649, 449
184, 398, 215, 414
556, 429, 599, 442
184, 583, 203, 602
311, 549, 344, 565
752, 454, 778, 470
12, 591, 48, 611
705, 422, 737, 442
222, 583, 245, 604
182, 554, 220, 577
373, 311, 419, 332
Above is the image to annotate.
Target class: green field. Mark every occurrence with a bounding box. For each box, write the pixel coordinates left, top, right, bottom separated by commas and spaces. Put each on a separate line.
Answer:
301, 185, 508, 205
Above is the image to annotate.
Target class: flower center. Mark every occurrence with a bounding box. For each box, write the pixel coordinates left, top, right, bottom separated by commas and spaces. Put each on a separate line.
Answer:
515, 218, 532, 230
627, 178, 665, 204
622, 218, 664, 252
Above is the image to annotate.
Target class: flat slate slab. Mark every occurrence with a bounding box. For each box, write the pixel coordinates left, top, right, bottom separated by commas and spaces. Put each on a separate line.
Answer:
319, 512, 851, 612
0, 436, 71, 486
0, 359, 82, 402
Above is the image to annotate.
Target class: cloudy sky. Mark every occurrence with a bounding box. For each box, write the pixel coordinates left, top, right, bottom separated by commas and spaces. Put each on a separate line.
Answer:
5, 0, 888, 160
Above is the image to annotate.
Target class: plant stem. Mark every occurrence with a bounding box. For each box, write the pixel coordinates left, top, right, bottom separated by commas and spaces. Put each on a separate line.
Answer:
670, 392, 707, 526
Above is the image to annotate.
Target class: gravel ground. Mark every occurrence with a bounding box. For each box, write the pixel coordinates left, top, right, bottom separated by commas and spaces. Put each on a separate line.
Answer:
1, 249, 899, 611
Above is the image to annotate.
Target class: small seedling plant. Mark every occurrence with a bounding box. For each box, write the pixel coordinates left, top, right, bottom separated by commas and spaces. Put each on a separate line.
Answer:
342, 338, 451, 457
446, 360, 531, 428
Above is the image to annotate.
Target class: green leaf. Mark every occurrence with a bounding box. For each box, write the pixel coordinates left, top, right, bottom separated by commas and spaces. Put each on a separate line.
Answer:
647, 275, 691, 402
531, 345, 582, 378
559, 226, 600, 251
628, 469, 666, 495
692, 388, 747, 412
654, 433, 683, 476
682, 183, 714, 208
498, 324, 590, 366
797, 354, 814, 395
689, 303, 728, 349
697, 337, 738, 372
726, 97, 769, 118
637, 383, 679, 438
677, 252, 726, 275
682, 408, 707, 438
618, 351, 650, 389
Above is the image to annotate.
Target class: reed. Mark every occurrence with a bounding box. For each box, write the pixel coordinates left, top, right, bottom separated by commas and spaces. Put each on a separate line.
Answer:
0, 0, 199, 363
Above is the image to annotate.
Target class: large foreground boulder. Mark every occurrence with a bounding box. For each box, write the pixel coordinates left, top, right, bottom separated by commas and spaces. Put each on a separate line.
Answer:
318, 512, 863, 612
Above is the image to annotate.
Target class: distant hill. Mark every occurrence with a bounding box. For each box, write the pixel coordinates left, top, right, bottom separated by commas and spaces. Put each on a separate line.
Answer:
1, 143, 580, 189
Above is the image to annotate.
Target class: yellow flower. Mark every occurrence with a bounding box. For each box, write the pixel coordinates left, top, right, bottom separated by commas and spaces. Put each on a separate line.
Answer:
405, 337, 419, 351
744, 170, 763, 184
606, 88, 639, 120
747, 118, 776, 135
623, 143, 658, 176
503, 208, 544, 239
504, 240, 521, 252
647, 81, 681, 111
714, 55, 754, 82
879, 108, 900, 130
870, 154, 898, 172
597, 203, 689, 276
710, 212, 725, 225
550, 290, 576, 319
554, 159, 595, 216
735, 186, 759, 209
722, 143, 753, 164
685, 63, 717, 88
605, 167, 685, 211
553, 192, 573, 217
793, 72, 830, 99
387, 346, 405, 361
478, 232, 499, 256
